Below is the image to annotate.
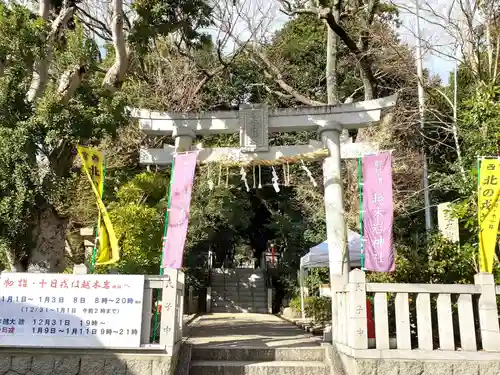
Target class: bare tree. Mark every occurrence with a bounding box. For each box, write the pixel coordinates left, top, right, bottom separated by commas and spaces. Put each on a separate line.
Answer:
390, 0, 500, 178
278, 0, 379, 101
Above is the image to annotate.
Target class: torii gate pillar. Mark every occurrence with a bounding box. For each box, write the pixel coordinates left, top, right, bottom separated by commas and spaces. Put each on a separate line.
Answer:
172, 127, 196, 153
319, 121, 350, 287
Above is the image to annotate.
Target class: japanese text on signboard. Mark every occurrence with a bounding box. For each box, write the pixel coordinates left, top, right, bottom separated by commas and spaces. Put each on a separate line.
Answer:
478, 158, 500, 273
0, 273, 144, 348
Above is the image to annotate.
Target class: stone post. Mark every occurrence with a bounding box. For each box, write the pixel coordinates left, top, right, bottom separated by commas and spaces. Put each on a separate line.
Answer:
267, 288, 273, 314
72, 264, 88, 274
188, 286, 194, 314
474, 273, 500, 351
206, 287, 212, 313
79, 227, 95, 266
160, 269, 179, 355
319, 121, 349, 341
347, 269, 368, 349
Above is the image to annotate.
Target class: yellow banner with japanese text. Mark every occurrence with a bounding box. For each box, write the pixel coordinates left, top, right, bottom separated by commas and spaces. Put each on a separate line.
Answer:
478, 158, 500, 273
77, 146, 119, 265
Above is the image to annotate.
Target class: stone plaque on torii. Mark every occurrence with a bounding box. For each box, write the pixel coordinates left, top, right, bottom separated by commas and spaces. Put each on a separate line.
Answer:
131, 95, 397, 286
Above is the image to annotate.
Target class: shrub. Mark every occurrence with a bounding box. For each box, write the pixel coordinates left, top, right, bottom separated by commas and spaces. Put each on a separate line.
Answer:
289, 295, 302, 312
305, 296, 332, 324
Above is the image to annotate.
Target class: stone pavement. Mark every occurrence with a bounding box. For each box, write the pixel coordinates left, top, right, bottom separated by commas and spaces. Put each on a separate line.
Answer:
185, 313, 322, 348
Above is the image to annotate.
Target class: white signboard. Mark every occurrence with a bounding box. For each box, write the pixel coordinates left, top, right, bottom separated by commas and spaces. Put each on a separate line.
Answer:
438, 202, 460, 243
0, 273, 144, 348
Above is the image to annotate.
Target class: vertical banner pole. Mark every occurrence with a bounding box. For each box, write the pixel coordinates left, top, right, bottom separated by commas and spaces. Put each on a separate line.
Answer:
90, 154, 107, 273
161, 160, 176, 275
358, 157, 365, 269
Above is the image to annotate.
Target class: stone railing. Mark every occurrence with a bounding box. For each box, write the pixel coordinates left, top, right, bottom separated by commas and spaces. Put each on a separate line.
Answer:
332, 269, 500, 375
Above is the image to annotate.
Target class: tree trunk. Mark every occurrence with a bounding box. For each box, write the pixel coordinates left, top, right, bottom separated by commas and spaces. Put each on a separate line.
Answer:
326, 27, 339, 104
27, 202, 68, 273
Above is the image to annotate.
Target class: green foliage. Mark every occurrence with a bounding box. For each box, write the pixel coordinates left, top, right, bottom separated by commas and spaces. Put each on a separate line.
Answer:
289, 295, 302, 312
288, 295, 331, 324
304, 296, 331, 324
367, 233, 478, 285
305, 268, 329, 295
0, 3, 127, 267
427, 83, 500, 277
459, 84, 500, 163
129, 0, 212, 55
0, 4, 47, 262
106, 172, 168, 275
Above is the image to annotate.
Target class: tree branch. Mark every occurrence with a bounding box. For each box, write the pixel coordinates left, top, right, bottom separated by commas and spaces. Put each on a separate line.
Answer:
318, 8, 377, 99
250, 83, 294, 99
27, 2, 75, 102
76, 5, 113, 41
246, 46, 325, 106
102, 0, 129, 92
58, 65, 87, 104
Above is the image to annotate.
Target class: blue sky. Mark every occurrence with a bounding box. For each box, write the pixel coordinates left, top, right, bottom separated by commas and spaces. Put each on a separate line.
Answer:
394, 0, 457, 85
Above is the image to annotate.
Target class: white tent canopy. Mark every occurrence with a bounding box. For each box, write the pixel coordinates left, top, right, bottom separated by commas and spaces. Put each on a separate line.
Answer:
300, 230, 362, 269
299, 230, 362, 319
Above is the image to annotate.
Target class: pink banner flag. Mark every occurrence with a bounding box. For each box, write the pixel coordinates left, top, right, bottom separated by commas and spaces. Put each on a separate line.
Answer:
362, 152, 395, 272
162, 151, 198, 269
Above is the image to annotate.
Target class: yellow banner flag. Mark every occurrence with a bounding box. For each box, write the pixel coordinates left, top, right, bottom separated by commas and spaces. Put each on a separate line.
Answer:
478, 158, 500, 273
77, 146, 120, 265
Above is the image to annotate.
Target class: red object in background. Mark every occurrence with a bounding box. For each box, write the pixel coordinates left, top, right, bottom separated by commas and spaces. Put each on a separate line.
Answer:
271, 246, 275, 265
154, 301, 162, 313
366, 299, 375, 339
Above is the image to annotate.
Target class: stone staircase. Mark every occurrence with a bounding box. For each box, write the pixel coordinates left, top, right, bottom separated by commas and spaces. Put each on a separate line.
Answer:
211, 268, 268, 313
189, 347, 328, 375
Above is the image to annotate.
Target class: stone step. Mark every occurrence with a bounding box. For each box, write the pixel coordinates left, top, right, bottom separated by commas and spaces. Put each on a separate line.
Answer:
211, 283, 266, 288
211, 301, 267, 309
239, 291, 267, 295
211, 305, 268, 311
211, 275, 265, 280
211, 290, 265, 295
216, 290, 266, 295
239, 286, 266, 290
211, 280, 266, 284
210, 306, 269, 313
211, 268, 262, 274
211, 292, 266, 297
211, 294, 266, 300
189, 361, 328, 375
211, 291, 267, 297
191, 347, 325, 362
210, 307, 251, 313
212, 295, 259, 299
212, 290, 266, 295
213, 298, 266, 303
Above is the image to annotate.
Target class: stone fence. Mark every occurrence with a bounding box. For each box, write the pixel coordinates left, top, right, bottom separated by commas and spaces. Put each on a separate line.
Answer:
332, 269, 500, 375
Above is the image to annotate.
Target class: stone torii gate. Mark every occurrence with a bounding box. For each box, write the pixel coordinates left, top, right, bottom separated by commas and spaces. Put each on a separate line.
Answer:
131, 94, 397, 288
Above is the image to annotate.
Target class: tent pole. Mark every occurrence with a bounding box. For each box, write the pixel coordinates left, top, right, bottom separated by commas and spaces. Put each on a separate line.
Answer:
299, 268, 306, 320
